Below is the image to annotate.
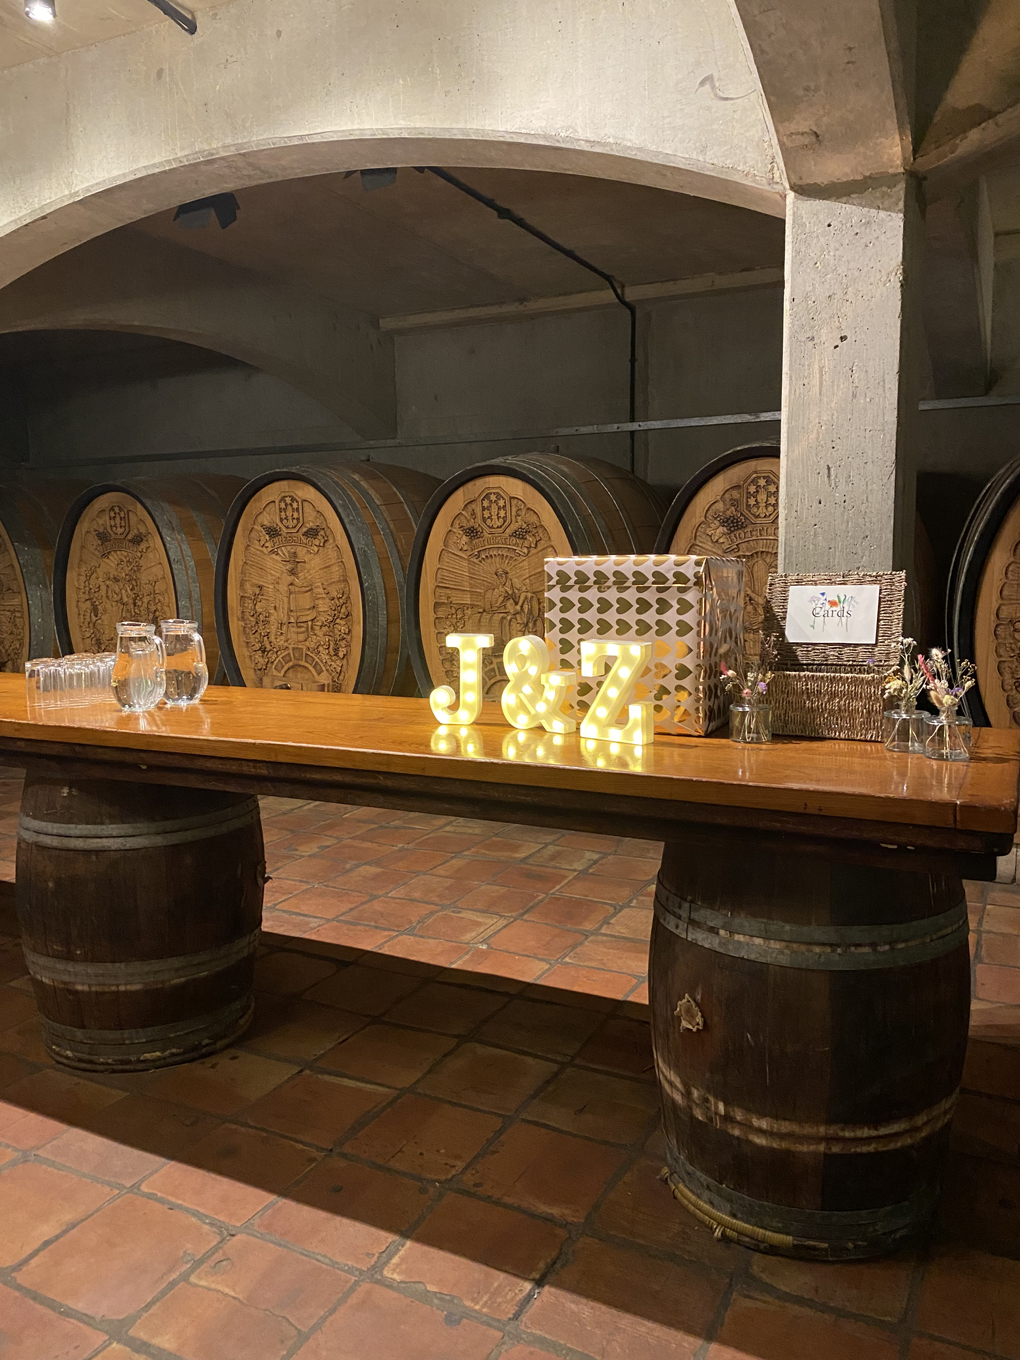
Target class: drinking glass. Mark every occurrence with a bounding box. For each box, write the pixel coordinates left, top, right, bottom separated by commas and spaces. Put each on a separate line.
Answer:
64, 656, 88, 707
159, 619, 208, 707
112, 623, 166, 712
25, 658, 58, 711
98, 653, 116, 701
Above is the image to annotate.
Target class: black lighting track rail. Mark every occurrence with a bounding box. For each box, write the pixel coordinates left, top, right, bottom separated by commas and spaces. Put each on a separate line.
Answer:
421, 166, 638, 472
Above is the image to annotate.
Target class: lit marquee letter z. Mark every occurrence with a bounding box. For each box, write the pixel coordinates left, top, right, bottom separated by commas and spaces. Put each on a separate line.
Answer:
579, 640, 654, 746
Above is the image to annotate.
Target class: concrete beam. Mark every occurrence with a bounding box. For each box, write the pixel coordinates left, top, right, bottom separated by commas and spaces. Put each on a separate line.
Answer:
0, 230, 396, 440
379, 268, 785, 334
729, 0, 910, 191
916, 101, 1020, 202
779, 178, 924, 575
923, 182, 994, 399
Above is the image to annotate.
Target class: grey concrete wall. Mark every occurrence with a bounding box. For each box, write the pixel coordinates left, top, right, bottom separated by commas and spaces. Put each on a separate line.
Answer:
7, 292, 1019, 549
4, 293, 780, 486
396, 310, 631, 440
15, 362, 361, 472
643, 287, 784, 420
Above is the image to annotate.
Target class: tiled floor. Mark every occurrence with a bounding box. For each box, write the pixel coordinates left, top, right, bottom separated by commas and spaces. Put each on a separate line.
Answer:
0, 771, 1019, 1359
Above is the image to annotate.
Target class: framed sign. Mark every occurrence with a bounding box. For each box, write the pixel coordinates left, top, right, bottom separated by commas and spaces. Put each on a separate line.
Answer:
784, 583, 881, 645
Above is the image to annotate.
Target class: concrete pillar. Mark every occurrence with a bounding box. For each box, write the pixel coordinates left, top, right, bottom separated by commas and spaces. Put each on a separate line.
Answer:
778, 177, 925, 574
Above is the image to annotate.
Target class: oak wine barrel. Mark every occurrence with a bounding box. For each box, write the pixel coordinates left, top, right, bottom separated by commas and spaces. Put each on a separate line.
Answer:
16, 775, 265, 1071
407, 453, 664, 697
54, 476, 244, 680
216, 462, 439, 694
947, 455, 1020, 727
655, 445, 940, 651
655, 445, 779, 650
0, 479, 86, 670
651, 829, 969, 1260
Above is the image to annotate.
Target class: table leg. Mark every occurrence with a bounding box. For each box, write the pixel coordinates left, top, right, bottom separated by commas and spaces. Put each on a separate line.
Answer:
649, 825, 970, 1261
16, 774, 265, 1071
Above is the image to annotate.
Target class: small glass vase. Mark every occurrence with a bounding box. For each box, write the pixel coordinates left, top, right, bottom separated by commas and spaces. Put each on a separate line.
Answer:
884, 701, 925, 754
924, 708, 970, 762
730, 702, 772, 744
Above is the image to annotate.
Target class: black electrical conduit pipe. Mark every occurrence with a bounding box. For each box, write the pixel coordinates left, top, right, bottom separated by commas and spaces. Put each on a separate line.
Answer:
420, 166, 638, 473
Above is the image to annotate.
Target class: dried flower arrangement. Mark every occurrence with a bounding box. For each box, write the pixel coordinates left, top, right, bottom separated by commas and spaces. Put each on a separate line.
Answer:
721, 632, 778, 709
880, 637, 926, 708
917, 647, 976, 715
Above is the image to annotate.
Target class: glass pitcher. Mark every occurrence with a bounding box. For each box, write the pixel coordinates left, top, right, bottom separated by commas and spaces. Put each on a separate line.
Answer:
160, 619, 208, 707
112, 622, 166, 712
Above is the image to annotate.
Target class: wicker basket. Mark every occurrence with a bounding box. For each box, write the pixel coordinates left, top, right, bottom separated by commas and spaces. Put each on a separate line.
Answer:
764, 572, 905, 742
769, 671, 886, 742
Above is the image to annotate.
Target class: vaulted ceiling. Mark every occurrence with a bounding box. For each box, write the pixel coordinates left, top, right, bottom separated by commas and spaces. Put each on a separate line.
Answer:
127, 167, 785, 321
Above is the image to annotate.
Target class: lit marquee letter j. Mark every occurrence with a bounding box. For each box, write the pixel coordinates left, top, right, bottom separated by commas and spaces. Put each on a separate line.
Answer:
429, 634, 493, 725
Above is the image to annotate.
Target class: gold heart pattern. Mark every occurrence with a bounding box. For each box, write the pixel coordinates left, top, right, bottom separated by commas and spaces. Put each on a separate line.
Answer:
543, 554, 744, 735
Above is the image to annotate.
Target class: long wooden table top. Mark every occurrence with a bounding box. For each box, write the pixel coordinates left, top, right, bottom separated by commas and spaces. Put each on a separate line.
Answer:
0, 676, 1016, 858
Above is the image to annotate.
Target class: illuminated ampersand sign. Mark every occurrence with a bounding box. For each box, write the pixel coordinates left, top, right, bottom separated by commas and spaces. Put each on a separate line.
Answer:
500, 635, 578, 733
429, 634, 493, 725
579, 640, 654, 746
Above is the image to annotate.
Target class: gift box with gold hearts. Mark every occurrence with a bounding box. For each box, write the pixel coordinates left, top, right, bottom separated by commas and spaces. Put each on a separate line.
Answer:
543, 554, 744, 735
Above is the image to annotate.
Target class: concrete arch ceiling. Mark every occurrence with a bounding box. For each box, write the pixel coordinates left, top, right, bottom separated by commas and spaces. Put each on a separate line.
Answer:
0, 0, 785, 294
0, 230, 396, 438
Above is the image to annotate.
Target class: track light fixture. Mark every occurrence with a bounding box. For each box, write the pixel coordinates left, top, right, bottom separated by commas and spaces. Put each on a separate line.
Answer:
173, 192, 239, 230
360, 168, 397, 192
343, 168, 399, 192
24, 0, 196, 29
144, 0, 197, 33
24, 0, 56, 22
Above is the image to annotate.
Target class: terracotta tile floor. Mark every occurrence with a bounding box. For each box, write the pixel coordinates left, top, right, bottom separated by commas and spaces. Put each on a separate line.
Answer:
0, 771, 1019, 1358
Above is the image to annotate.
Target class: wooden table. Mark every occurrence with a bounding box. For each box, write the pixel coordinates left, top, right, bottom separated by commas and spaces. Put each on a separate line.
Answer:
1, 674, 1017, 1262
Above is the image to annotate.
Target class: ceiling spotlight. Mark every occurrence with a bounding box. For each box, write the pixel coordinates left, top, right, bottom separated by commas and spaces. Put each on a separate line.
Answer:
144, 0, 197, 34
360, 168, 397, 192
24, 0, 56, 22
173, 192, 239, 230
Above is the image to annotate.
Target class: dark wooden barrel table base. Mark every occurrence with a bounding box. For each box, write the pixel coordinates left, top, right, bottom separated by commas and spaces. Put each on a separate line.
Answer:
650, 829, 969, 1260
16, 776, 265, 1071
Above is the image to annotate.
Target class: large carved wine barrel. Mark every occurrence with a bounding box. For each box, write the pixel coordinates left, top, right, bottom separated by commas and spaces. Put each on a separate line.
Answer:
655, 445, 779, 648
652, 827, 969, 1260
0, 480, 86, 670
54, 476, 243, 680
216, 463, 439, 694
407, 453, 663, 697
16, 775, 265, 1071
947, 455, 1020, 727
655, 445, 939, 651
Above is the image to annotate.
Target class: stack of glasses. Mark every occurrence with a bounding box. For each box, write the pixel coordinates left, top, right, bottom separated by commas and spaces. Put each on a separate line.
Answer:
25, 654, 117, 710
